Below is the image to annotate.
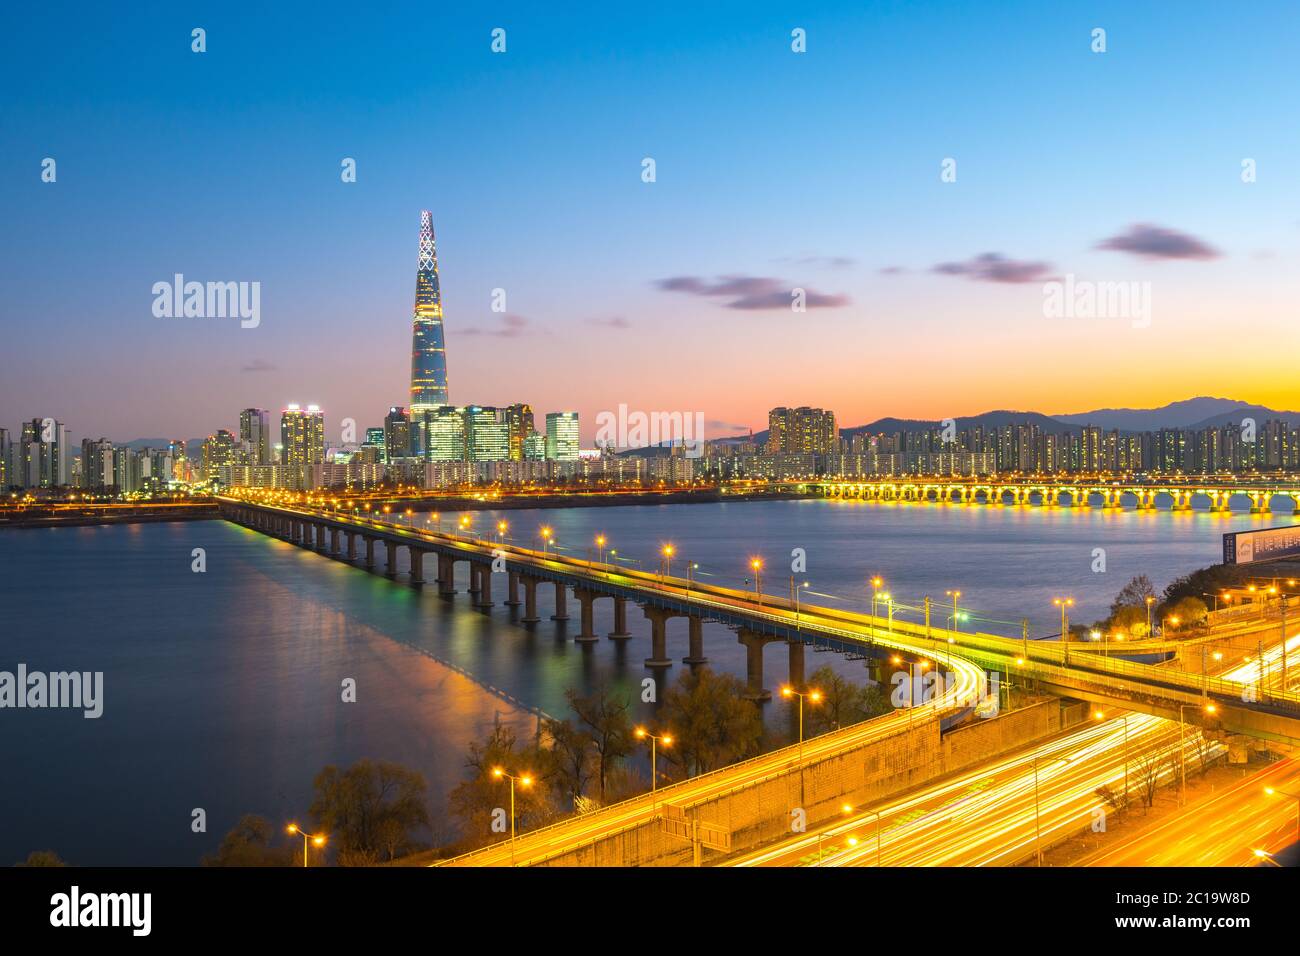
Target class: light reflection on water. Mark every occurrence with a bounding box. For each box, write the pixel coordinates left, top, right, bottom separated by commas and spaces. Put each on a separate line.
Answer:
0, 499, 1282, 863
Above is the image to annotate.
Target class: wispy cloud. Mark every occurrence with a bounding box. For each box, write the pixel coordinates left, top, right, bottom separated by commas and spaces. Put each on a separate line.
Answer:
655, 274, 850, 310
774, 254, 855, 269
931, 253, 1056, 284
459, 314, 534, 338
585, 316, 631, 329
1095, 223, 1220, 261
240, 358, 277, 373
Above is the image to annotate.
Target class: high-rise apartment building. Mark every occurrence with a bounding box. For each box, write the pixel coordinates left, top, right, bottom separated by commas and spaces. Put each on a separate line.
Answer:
766, 407, 838, 455
239, 408, 272, 465
505, 403, 535, 462
546, 412, 580, 461
280, 404, 325, 469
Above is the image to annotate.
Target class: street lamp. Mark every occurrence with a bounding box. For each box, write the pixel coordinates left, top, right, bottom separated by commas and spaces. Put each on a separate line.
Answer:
687, 562, 699, 589
635, 726, 672, 793
870, 576, 884, 622
661, 543, 674, 580
595, 534, 606, 566
945, 589, 962, 639
1053, 596, 1075, 665
491, 767, 533, 842
1145, 595, 1155, 637
540, 525, 553, 554
750, 558, 764, 605
1178, 702, 1217, 805
782, 685, 822, 804
496, 519, 508, 544
791, 578, 810, 622
285, 823, 326, 868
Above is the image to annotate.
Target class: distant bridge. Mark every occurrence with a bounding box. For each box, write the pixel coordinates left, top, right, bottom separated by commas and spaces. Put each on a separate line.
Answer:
777, 479, 1300, 514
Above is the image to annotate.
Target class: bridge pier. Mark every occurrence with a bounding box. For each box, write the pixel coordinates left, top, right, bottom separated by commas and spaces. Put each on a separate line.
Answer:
409, 549, 425, 586
644, 607, 674, 668
522, 576, 540, 624
384, 541, 398, 577
329, 528, 340, 556
437, 555, 457, 596
574, 588, 600, 643
473, 565, 494, 608
787, 639, 805, 690
550, 581, 569, 621
467, 564, 482, 596
346, 531, 357, 561
364, 536, 376, 570
738, 629, 778, 701
608, 596, 632, 640
683, 616, 708, 664
505, 571, 522, 607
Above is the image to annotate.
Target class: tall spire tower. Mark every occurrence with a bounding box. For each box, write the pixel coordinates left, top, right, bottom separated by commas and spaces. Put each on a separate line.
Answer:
409, 210, 450, 417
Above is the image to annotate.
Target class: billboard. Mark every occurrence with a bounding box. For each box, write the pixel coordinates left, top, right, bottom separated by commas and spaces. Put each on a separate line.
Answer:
1223, 524, 1300, 565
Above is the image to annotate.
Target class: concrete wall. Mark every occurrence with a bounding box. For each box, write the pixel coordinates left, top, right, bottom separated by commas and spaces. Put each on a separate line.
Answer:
537, 699, 1072, 867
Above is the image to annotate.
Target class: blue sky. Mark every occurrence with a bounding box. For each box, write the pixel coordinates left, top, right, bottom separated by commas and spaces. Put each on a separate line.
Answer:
3, 1, 1298, 441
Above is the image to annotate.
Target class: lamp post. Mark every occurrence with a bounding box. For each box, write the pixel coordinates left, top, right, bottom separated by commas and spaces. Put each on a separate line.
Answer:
661, 543, 674, 580
635, 727, 672, 793
595, 534, 606, 567
540, 525, 553, 555
870, 576, 884, 624
491, 767, 533, 843
945, 589, 962, 640
751, 558, 764, 606
1146, 595, 1155, 638
496, 519, 508, 544
1178, 702, 1217, 805
285, 823, 326, 868
687, 562, 699, 589
791, 578, 810, 624
1053, 596, 1075, 665
781, 685, 822, 804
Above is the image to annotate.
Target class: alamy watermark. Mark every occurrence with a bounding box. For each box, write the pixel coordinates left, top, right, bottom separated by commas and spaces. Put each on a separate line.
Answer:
0, 664, 103, 718
595, 404, 706, 458
1043, 274, 1151, 329
152, 274, 261, 328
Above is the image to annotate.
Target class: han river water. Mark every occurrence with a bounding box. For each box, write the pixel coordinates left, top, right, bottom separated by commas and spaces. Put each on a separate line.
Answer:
0, 497, 1289, 864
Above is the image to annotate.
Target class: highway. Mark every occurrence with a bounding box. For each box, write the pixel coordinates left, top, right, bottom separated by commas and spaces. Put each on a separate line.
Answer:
728, 712, 1207, 867
1080, 758, 1300, 866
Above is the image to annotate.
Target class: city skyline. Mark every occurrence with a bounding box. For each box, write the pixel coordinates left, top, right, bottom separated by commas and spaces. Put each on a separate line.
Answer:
5, 3, 1300, 441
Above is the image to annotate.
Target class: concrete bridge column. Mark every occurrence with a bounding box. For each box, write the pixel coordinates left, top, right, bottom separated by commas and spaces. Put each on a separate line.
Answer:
474, 565, 494, 608
437, 555, 457, 596
644, 607, 673, 668
574, 589, 599, 642
409, 549, 425, 586
329, 528, 340, 555
364, 536, 376, 570
608, 596, 632, 640
1208, 492, 1229, 513
521, 576, 540, 623
346, 531, 357, 561
505, 571, 522, 607
384, 540, 398, 577
788, 639, 806, 690
467, 564, 482, 596
1250, 493, 1271, 515
738, 629, 776, 701
551, 582, 569, 621
1172, 491, 1193, 511
683, 616, 708, 664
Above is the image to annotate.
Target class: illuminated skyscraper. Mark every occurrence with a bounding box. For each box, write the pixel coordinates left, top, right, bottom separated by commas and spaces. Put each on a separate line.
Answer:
409, 210, 450, 423
546, 412, 580, 461
280, 404, 325, 469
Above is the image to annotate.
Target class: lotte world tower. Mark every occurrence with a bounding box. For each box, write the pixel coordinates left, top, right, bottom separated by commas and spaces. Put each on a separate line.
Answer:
409, 210, 450, 422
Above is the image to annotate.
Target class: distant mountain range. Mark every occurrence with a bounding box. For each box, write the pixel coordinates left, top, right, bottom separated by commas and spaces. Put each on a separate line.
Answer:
717, 397, 1300, 446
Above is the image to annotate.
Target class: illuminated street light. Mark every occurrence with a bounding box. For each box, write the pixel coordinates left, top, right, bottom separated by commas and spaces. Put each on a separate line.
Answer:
285, 822, 327, 868
661, 543, 675, 580
634, 726, 673, 794
540, 525, 553, 554
491, 767, 534, 843
497, 519, 508, 544
750, 557, 764, 605
1053, 596, 1075, 665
